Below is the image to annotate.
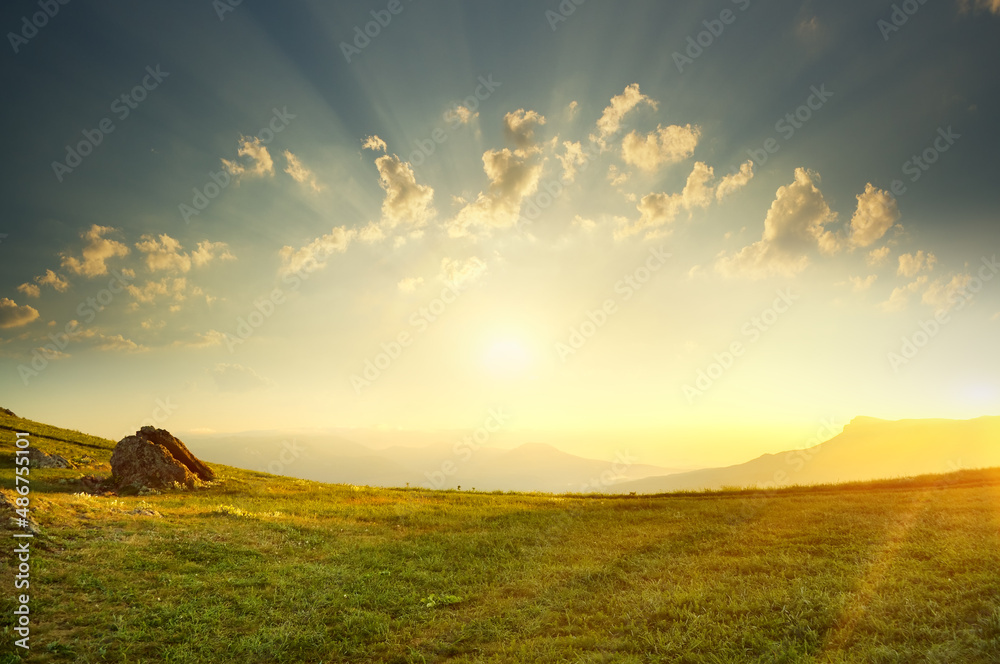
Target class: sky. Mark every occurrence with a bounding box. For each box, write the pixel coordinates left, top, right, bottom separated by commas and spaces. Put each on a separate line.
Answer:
1, 0, 999, 468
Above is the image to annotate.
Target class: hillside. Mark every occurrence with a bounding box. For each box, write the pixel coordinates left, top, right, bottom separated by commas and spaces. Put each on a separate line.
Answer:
1, 411, 999, 663
615, 415, 1000, 494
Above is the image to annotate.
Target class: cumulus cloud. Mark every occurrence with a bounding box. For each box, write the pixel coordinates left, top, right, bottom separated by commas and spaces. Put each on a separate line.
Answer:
558, 141, 590, 182
283, 151, 324, 192
211, 363, 273, 393
848, 275, 878, 292
882, 276, 929, 311
715, 168, 838, 278
897, 250, 937, 277
591, 84, 658, 149
362, 135, 388, 152
60, 225, 130, 277
278, 227, 355, 277
374, 154, 435, 230
847, 184, 900, 248
616, 162, 740, 240
439, 256, 488, 288
503, 109, 547, 149
0, 298, 39, 329
922, 273, 971, 310
448, 148, 543, 237
127, 277, 190, 304
135, 235, 234, 273
621, 123, 701, 172
184, 330, 227, 348
716, 161, 755, 201
397, 276, 424, 293
607, 164, 630, 188
221, 136, 274, 180
18, 269, 71, 298
566, 100, 579, 121
867, 246, 891, 266
93, 333, 147, 353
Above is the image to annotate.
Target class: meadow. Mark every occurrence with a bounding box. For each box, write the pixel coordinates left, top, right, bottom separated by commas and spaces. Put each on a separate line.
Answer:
2, 412, 999, 663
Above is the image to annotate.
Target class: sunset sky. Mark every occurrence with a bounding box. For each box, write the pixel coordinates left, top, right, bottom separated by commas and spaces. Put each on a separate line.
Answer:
2, 0, 998, 468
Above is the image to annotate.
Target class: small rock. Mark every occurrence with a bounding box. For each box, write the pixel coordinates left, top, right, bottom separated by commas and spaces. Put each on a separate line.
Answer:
28, 447, 74, 469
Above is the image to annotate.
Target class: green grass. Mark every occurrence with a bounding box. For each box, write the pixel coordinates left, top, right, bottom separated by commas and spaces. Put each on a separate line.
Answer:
2, 413, 999, 663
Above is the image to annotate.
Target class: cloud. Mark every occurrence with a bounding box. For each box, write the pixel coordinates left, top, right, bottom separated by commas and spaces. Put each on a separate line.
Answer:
566, 100, 579, 121
184, 329, 227, 348
867, 246, 891, 266
615, 161, 735, 239
557, 141, 589, 182
374, 154, 435, 230
573, 215, 596, 231
439, 256, 488, 288
211, 363, 273, 393
922, 273, 972, 310
60, 224, 130, 277
448, 148, 543, 237
716, 168, 838, 278
135, 235, 234, 273
848, 275, 878, 292
0, 298, 39, 329
278, 226, 355, 277
607, 165, 630, 188
958, 0, 1000, 14
127, 277, 189, 304
591, 84, 658, 149
93, 333, 147, 353
621, 123, 701, 172
33, 346, 70, 360
356, 222, 386, 244
221, 136, 274, 180
847, 184, 900, 249
897, 250, 937, 277
362, 135, 388, 152
881, 276, 928, 311
18, 269, 71, 298
503, 109, 547, 149
397, 276, 424, 293
716, 161, 755, 201
283, 151, 324, 192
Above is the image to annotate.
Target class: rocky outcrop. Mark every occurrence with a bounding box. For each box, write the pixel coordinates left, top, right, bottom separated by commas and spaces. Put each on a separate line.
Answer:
28, 447, 73, 469
0, 407, 17, 417
110, 427, 215, 490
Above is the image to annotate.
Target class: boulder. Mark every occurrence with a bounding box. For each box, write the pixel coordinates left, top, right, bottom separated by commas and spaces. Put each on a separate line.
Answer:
28, 447, 74, 469
110, 427, 215, 490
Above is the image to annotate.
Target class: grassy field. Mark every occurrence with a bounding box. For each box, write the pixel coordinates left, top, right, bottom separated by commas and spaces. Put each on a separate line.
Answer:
2, 412, 999, 663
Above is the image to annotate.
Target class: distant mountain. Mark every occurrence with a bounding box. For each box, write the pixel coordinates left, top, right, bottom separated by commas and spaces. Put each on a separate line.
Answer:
615, 415, 1000, 494
183, 432, 681, 493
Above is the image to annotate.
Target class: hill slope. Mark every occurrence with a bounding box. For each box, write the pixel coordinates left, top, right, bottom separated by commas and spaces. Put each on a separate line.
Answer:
616, 415, 1000, 493
2, 411, 999, 663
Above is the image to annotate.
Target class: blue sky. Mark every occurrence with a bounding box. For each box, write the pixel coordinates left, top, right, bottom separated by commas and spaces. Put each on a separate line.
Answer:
2, 0, 998, 467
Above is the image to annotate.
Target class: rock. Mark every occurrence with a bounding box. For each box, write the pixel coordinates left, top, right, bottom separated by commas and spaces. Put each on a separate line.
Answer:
110, 427, 215, 490
0, 489, 41, 535
28, 447, 74, 469
0, 407, 16, 417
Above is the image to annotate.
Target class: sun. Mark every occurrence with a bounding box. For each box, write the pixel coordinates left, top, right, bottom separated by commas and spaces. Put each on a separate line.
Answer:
483, 338, 532, 377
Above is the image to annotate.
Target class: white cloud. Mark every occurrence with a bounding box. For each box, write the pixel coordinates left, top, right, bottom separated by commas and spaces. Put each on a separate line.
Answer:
375, 155, 435, 230
503, 109, 546, 149
848, 184, 900, 248
848, 275, 878, 292
621, 123, 701, 172
60, 225, 130, 277
93, 333, 147, 353
278, 227, 355, 277
607, 164, 630, 187
283, 151, 324, 192
922, 273, 971, 310
184, 329, 227, 348
715, 161, 755, 201
211, 363, 273, 392
18, 269, 70, 298
439, 257, 488, 288
135, 235, 234, 273
448, 148, 543, 237
362, 135, 388, 152
0, 298, 39, 329
615, 162, 728, 240
221, 136, 274, 180
397, 276, 424, 293
566, 100, 579, 121
881, 276, 929, 311
897, 250, 937, 277
716, 168, 838, 278
127, 277, 189, 305
573, 215, 596, 231
591, 83, 658, 149
558, 141, 589, 183
867, 246, 891, 266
